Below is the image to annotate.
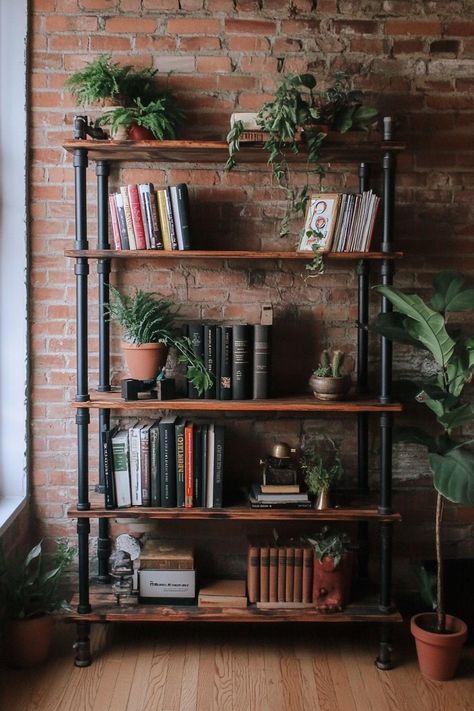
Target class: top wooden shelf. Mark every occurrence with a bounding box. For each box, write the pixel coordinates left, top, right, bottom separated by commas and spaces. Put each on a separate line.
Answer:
65, 249, 403, 261
62, 138, 406, 164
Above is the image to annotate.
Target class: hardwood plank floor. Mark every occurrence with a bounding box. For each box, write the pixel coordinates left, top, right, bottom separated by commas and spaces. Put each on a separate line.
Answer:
0, 621, 472, 711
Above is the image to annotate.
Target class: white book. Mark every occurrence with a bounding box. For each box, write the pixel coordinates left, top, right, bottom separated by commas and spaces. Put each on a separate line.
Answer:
129, 422, 143, 506
206, 423, 215, 508
111, 430, 131, 508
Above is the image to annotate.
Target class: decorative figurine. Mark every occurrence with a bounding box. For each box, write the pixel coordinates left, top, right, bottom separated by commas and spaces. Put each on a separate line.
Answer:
109, 549, 135, 606
260, 442, 298, 485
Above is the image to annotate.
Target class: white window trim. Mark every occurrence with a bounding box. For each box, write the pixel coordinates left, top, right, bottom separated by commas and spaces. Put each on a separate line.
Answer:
0, 1, 28, 532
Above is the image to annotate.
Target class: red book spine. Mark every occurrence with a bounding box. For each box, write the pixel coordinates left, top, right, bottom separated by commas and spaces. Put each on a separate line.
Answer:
108, 194, 122, 250
127, 184, 147, 249
184, 422, 194, 508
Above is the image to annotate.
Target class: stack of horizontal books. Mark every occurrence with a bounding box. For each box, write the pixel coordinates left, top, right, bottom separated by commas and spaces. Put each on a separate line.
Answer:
248, 483, 311, 509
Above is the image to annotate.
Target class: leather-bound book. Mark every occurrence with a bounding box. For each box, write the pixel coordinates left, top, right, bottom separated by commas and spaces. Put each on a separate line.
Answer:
259, 546, 270, 603
285, 547, 295, 602
232, 324, 252, 400
277, 547, 286, 602
269, 547, 278, 602
302, 547, 314, 603
293, 547, 303, 603
252, 325, 271, 399
247, 545, 260, 604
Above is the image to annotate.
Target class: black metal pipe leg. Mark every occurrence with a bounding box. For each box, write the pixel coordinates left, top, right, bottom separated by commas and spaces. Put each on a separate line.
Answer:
375, 622, 394, 670
74, 621, 91, 667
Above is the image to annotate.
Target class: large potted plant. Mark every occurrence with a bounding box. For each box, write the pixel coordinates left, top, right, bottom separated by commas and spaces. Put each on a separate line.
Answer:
0, 539, 76, 667
374, 270, 474, 680
107, 287, 212, 395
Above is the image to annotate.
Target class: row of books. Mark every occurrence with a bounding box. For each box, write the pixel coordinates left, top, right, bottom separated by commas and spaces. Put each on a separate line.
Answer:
186, 323, 271, 400
247, 544, 314, 604
109, 182, 192, 251
102, 418, 224, 509
331, 190, 381, 252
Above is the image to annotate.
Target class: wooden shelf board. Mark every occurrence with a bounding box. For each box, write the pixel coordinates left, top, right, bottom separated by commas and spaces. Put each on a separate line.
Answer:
65, 249, 403, 261
67, 504, 401, 522
63, 138, 406, 164
72, 392, 403, 413
64, 586, 402, 624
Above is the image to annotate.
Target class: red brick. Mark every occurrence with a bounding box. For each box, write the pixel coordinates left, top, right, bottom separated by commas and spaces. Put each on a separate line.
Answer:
78, 0, 118, 8
167, 18, 220, 34
225, 19, 277, 34
446, 21, 474, 37
333, 20, 379, 34
45, 14, 98, 31
227, 36, 270, 51
196, 56, 232, 73
90, 35, 133, 52
105, 17, 157, 33
385, 20, 442, 36
393, 39, 425, 54
179, 37, 221, 51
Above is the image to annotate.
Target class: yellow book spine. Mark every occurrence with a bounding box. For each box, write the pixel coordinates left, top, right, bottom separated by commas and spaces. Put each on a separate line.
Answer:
157, 189, 172, 251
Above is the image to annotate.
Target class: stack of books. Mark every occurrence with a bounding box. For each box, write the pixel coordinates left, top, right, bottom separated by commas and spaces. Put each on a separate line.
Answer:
185, 322, 272, 400
198, 579, 247, 608
331, 190, 381, 252
248, 483, 311, 509
247, 543, 314, 606
138, 541, 196, 604
109, 182, 192, 251
102, 419, 224, 509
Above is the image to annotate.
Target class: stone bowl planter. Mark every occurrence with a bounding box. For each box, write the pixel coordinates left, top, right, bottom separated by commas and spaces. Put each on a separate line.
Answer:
309, 374, 351, 401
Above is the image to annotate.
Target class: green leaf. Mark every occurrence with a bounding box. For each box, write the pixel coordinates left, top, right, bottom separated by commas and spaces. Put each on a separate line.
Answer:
431, 271, 474, 313
429, 448, 474, 504
394, 426, 438, 451
374, 286, 455, 369
24, 542, 42, 569
373, 312, 423, 347
299, 73, 316, 89
437, 402, 474, 431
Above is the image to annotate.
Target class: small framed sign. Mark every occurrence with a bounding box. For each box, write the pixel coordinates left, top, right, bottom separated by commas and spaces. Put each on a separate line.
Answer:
298, 193, 341, 252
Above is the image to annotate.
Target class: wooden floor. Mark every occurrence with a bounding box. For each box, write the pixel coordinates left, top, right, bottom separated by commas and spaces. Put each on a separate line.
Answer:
0, 622, 472, 710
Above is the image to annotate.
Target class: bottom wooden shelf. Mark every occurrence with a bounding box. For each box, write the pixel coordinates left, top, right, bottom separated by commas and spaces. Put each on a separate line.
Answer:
64, 585, 402, 624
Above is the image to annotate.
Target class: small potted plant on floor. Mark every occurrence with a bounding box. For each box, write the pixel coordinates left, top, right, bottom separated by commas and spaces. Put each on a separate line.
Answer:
375, 270, 474, 680
307, 527, 353, 612
107, 287, 212, 395
309, 349, 351, 401
301, 436, 344, 509
0, 539, 76, 667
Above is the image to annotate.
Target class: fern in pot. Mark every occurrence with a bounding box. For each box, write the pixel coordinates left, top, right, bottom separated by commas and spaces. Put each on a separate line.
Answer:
107, 287, 212, 395
301, 436, 344, 509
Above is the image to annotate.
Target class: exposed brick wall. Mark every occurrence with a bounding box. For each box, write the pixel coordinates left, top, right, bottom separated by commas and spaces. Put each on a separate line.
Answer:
29, 0, 474, 586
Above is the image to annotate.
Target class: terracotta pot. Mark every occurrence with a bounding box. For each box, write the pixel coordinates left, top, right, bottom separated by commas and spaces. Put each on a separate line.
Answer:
127, 122, 155, 141
4, 615, 55, 668
312, 552, 353, 612
121, 342, 169, 380
309, 374, 351, 401
410, 612, 468, 681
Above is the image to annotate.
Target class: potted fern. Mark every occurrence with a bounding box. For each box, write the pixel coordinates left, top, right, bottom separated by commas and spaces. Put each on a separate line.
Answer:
97, 96, 183, 141
374, 270, 474, 680
107, 287, 212, 395
309, 349, 351, 401
0, 539, 76, 667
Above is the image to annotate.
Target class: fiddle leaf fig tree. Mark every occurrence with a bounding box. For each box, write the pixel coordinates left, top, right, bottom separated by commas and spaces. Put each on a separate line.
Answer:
374, 271, 474, 632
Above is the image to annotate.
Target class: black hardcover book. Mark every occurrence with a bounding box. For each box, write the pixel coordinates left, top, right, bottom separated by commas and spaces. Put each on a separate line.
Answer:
175, 418, 186, 508
252, 325, 272, 399
193, 424, 203, 506
232, 324, 252, 400
219, 325, 232, 400
213, 424, 224, 508
187, 323, 204, 399
169, 183, 192, 250
201, 424, 208, 507
159, 416, 177, 507
149, 420, 161, 506
204, 324, 217, 399
102, 427, 117, 509
248, 498, 313, 509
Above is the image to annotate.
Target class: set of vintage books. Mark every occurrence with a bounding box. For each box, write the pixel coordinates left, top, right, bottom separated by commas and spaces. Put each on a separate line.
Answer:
247, 543, 314, 605
103, 418, 224, 509
185, 323, 272, 400
109, 182, 191, 250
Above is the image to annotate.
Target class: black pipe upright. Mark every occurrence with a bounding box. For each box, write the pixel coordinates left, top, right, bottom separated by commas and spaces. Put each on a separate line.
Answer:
73, 148, 91, 614
96, 161, 112, 583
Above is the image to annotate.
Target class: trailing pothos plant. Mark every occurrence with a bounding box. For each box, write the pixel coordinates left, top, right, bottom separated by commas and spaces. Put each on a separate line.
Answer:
374, 271, 474, 633
225, 72, 377, 274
